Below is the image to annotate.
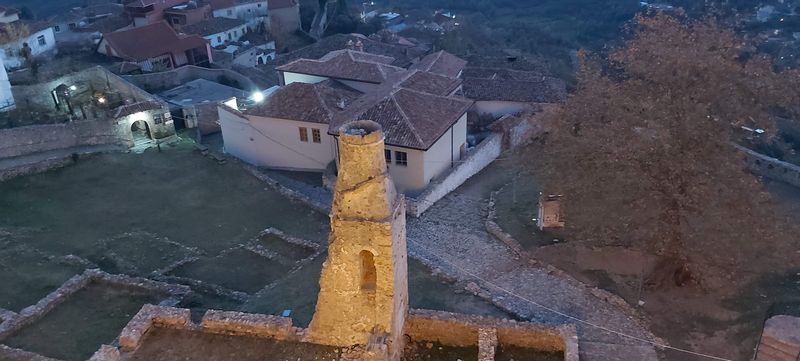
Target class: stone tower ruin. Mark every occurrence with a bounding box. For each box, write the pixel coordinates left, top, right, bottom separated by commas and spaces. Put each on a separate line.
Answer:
306, 120, 408, 357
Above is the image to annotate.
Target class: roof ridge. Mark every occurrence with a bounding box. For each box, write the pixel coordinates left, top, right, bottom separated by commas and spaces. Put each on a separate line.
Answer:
390, 90, 425, 148
312, 83, 334, 122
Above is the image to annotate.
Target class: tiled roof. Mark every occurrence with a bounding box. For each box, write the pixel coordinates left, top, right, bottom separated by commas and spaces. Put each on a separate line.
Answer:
397, 70, 461, 96
409, 51, 466, 78
333, 88, 472, 150
82, 14, 131, 33
276, 50, 406, 84
113, 100, 165, 118
243, 80, 362, 124
208, 0, 265, 10
268, 0, 298, 10
181, 17, 245, 37
274, 33, 427, 68
461, 67, 548, 82
462, 77, 567, 103
102, 21, 208, 62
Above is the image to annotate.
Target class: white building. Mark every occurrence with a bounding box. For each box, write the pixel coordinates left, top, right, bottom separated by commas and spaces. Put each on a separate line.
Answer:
210, 0, 268, 31
0, 22, 57, 70
219, 67, 472, 195
181, 17, 248, 47
0, 56, 14, 111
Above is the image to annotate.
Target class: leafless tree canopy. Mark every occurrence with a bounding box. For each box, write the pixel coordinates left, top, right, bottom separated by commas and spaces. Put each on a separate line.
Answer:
529, 13, 800, 285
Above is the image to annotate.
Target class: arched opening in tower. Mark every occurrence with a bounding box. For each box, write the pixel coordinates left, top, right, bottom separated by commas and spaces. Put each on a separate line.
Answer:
360, 250, 377, 292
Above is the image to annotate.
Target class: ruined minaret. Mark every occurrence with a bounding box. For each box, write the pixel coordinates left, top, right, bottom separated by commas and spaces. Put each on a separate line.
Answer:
306, 120, 408, 357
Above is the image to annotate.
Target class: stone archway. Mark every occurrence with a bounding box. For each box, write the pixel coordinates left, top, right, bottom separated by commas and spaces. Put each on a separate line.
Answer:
131, 120, 152, 141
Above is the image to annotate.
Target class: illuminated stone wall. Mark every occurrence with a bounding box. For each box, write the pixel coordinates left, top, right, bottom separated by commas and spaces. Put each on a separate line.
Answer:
305, 120, 409, 359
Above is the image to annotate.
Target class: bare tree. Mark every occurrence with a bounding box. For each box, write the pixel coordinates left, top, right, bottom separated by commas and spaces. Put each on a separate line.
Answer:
529, 13, 800, 287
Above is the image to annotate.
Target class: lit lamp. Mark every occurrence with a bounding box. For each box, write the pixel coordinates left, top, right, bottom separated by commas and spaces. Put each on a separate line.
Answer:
251, 91, 265, 103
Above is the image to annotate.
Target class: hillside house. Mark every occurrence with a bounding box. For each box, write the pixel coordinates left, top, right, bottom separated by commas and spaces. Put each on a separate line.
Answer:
461, 67, 566, 117
48, 3, 124, 47
220, 49, 473, 195
163, 2, 212, 29
276, 49, 407, 93
209, 0, 268, 31
181, 17, 247, 46
98, 21, 212, 71
124, 0, 186, 27
0, 8, 57, 70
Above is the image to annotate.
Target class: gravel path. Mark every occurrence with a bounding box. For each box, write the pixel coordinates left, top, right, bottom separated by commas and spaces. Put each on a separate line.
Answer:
406, 185, 661, 361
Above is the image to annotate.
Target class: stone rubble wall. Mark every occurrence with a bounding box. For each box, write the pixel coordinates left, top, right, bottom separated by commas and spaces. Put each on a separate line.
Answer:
404, 309, 578, 361
738, 145, 800, 188
201, 309, 295, 340
407, 133, 503, 217
0, 269, 189, 342
119, 304, 193, 351
755, 315, 800, 361
0, 121, 126, 159
0, 344, 60, 361
478, 328, 498, 361
0, 156, 74, 182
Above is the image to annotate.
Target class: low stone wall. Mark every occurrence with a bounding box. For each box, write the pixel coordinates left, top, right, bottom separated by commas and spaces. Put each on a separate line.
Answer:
407, 133, 503, 217
123, 66, 256, 93
0, 156, 74, 182
755, 315, 800, 361
0, 269, 189, 341
739, 145, 800, 188
112, 306, 300, 354
119, 304, 193, 351
0, 121, 126, 159
201, 310, 295, 340
405, 309, 578, 361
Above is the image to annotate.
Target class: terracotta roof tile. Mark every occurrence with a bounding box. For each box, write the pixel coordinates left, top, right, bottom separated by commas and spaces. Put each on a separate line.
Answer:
462, 77, 566, 103
410, 50, 466, 78
398, 70, 461, 96
243, 80, 362, 124
181, 17, 245, 37
335, 88, 472, 150
274, 33, 427, 68
113, 100, 166, 118
102, 21, 208, 62
276, 50, 405, 84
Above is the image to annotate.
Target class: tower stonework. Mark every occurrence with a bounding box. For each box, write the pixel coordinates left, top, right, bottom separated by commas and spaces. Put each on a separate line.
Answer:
306, 120, 408, 358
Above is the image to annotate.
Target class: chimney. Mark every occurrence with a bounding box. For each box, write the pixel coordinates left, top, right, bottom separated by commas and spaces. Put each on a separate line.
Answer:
355, 40, 364, 52
346, 39, 355, 50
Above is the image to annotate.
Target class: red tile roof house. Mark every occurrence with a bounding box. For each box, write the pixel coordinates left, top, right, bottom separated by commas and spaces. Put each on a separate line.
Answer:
219, 49, 473, 195
461, 67, 567, 118
97, 21, 213, 71
124, 0, 186, 27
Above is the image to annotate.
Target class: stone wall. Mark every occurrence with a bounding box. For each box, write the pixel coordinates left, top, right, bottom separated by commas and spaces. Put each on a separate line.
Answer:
407, 133, 502, 217
405, 309, 578, 361
12, 66, 155, 111
123, 66, 256, 93
739, 145, 800, 188
755, 315, 800, 361
0, 121, 126, 159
